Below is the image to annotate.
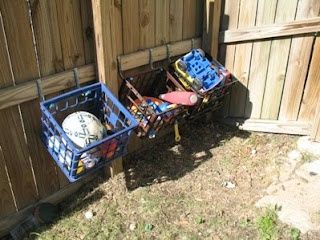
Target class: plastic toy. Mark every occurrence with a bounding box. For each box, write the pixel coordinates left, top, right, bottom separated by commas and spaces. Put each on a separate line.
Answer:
174, 49, 227, 94
159, 91, 198, 106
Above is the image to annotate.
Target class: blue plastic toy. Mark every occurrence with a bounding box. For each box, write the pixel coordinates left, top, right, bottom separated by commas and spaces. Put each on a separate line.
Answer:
174, 49, 223, 93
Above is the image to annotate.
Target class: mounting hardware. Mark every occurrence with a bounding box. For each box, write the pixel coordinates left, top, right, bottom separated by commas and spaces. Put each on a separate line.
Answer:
191, 38, 195, 49
36, 78, 45, 101
166, 44, 171, 63
73, 68, 80, 88
149, 48, 155, 70
117, 56, 125, 80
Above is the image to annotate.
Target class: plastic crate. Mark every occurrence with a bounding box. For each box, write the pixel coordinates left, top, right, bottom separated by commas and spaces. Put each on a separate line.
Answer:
119, 68, 186, 138
40, 82, 138, 182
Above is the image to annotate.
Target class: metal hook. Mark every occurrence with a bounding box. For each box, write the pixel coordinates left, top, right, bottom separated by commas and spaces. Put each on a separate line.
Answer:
117, 56, 125, 80
166, 44, 171, 63
36, 78, 45, 102
73, 68, 80, 88
149, 48, 154, 70
191, 38, 195, 50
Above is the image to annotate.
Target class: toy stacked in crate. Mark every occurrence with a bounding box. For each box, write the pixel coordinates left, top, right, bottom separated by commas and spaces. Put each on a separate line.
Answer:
173, 49, 235, 115
120, 68, 190, 138
40, 83, 138, 182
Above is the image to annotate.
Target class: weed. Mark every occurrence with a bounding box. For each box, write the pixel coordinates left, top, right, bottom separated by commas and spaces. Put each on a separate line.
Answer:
256, 208, 279, 240
290, 227, 300, 240
195, 216, 205, 224
301, 152, 315, 163
239, 218, 252, 228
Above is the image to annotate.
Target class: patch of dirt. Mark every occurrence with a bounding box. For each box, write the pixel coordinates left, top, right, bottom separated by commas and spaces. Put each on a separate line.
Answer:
30, 119, 310, 239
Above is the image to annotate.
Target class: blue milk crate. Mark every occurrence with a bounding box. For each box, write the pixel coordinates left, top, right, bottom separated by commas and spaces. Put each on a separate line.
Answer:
40, 83, 138, 182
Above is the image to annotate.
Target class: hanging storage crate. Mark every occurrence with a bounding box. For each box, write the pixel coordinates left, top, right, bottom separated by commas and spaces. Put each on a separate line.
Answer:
172, 48, 236, 116
119, 68, 186, 138
40, 82, 138, 182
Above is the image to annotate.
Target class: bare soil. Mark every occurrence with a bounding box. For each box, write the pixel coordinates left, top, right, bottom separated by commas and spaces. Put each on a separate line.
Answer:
29, 119, 319, 239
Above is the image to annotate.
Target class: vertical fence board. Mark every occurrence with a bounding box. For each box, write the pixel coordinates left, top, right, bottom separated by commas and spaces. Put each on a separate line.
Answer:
0, 13, 17, 217
0, 1, 39, 209
80, 0, 95, 64
182, 0, 197, 39
245, 0, 277, 119
139, 0, 155, 48
56, 0, 86, 69
169, 0, 183, 42
92, 0, 124, 175
155, 0, 170, 45
30, 0, 63, 195
279, 0, 320, 121
122, 0, 140, 53
299, 37, 320, 122
217, 0, 240, 117
203, 0, 221, 58
195, 0, 204, 38
261, 0, 298, 119
32, 0, 64, 75
229, 0, 258, 117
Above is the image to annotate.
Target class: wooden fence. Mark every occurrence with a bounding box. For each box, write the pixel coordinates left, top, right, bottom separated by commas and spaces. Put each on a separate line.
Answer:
218, 0, 320, 136
0, 0, 204, 235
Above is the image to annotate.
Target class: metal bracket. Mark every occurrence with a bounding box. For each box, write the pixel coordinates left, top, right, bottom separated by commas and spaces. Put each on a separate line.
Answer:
73, 68, 80, 88
36, 78, 45, 102
149, 48, 155, 70
166, 44, 171, 63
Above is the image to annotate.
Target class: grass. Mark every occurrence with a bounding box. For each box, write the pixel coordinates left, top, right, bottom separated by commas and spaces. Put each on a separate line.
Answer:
25, 122, 303, 240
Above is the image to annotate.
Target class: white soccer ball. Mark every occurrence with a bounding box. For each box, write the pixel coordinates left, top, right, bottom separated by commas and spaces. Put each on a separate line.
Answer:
62, 111, 105, 148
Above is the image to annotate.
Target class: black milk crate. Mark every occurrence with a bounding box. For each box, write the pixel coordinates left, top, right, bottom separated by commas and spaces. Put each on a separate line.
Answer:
40, 82, 138, 182
172, 49, 237, 116
119, 68, 186, 138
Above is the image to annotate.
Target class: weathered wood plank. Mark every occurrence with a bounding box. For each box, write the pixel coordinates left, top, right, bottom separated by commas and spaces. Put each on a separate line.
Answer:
122, 0, 140, 53
139, 0, 155, 48
182, 0, 197, 39
217, 118, 312, 135
217, 0, 240, 117
261, 0, 298, 119
245, 0, 277, 118
155, 0, 170, 45
30, 0, 61, 198
31, 0, 64, 76
229, 0, 258, 117
195, 0, 204, 37
279, 0, 320, 121
169, 0, 183, 42
80, 0, 95, 63
119, 38, 201, 71
56, 0, 86, 69
0, 12, 17, 217
299, 37, 320, 122
203, 0, 220, 58
92, 0, 124, 176
0, 64, 95, 111
219, 17, 320, 43
0, 0, 39, 209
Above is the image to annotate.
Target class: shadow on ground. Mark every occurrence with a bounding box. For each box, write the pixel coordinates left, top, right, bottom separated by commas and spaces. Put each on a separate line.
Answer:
124, 117, 251, 190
